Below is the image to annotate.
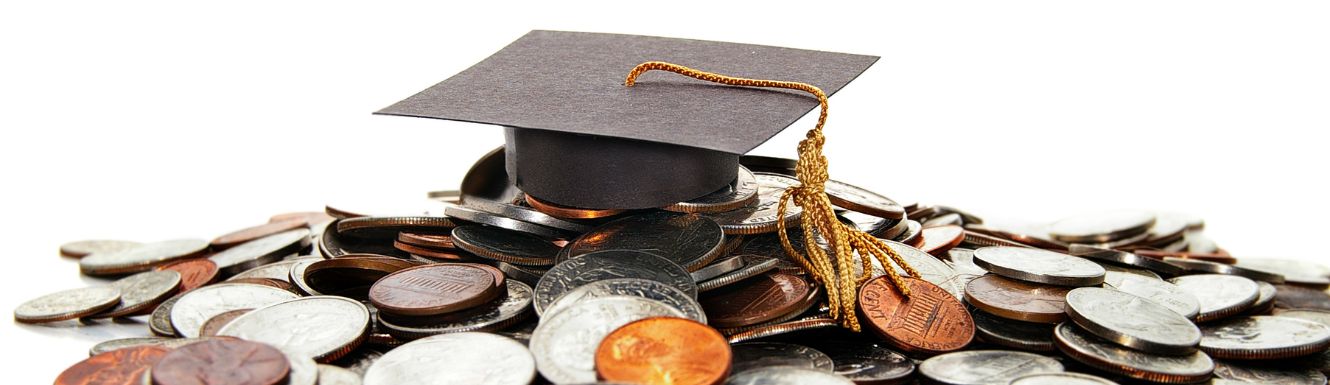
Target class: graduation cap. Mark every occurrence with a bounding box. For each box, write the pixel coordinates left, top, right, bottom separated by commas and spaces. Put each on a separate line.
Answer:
377, 30, 878, 210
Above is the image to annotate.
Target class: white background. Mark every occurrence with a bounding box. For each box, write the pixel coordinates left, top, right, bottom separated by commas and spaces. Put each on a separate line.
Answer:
2, 0, 1327, 381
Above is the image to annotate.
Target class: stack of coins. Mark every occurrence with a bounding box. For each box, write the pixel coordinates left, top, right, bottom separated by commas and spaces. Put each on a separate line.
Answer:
19, 152, 1330, 385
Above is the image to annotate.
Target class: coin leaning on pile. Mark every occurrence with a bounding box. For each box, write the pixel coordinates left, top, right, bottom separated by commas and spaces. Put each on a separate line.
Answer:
16, 155, 1330, 385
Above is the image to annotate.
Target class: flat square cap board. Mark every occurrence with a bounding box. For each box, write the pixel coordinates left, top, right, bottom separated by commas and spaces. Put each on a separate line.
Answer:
377, 30, 878, 209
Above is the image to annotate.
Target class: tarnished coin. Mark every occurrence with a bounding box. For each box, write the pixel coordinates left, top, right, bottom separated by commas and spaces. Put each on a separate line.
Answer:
1165, 257, 1285, 284
964, 274, 1070, 324
450, 225, 559, 267
157, 258, 219, 292
1169, 274, 1260, 322
90, 270, 182, 318
859, 276, 974, 355
730, 342, 834, 375
1275, 284, 1330, 310
366, 331, 532, 385
562, 211, 725, 271
726, 366, 853, 385
13, 286, 120, 323
444, 204, 570, 239
55, 345, 169, 385
378, 280, 534, 340
1237, 258, 1330, 287
531, 296, 684, 383
883, 239, 969, 300
1054, 323, 1214, 384
824, 179, 905, 220
1067, 244, 1185, 277
149, 293, 183, 336
735, 229, 820, 274
814, 340, 915, 385
708, 173, 804, 235
918, 225, 965, 257
336, 216, 457, 239
369, 263, 499, 316
1102, 269, 1200, 319
218, 296, 370, 362
317, 365, 363, 385
523, 193, 627, 219
666, 166, 761, 214
1199, 316, 1330, 359
209, 229, 309, 276
702, 272, 818, 328
918, 350, 1064, 385
595, 317, 731, 385
544, 278, 704, 323
1009, 372, 1119, 385
725, 316, 838, 343
212, 219, 307, 249
1065, 287, 1202, 355
170, 283, 300, 338
89, 337, 208, 356
691, 255, 747, 283
59, 239, 141, 259
80, 239, 210, 276
699, 255, 781, 292
1048, 210, 1156, 243
1213, 360, 1328, 385
534, 250, 696, 314
151, 339, 290, 385
972, 246, 1105, 286
198, 308, 251, 337
971, 309, 1056, 352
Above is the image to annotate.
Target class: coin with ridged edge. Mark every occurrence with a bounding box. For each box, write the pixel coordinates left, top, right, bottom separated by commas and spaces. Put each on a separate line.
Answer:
1169, 274, 1260, 322
368, 263, 500, 316
1053, 322, 1214, 384
699, 255, 781, 292
89, 270, 182, 318
964, 274, 1070, 324
59, 239, 142, 259
918, 350, 1064, 385
972, 246, 1105, 286
1009, 372, 1119, 385
450, 225, 559, 267
377, 280, 533, 340
444, 204, 569, 239
13, 286, 121, 324
80, 239, 209, 276
1199, 316, 1330, 360
665, 166, 760, 214
218, 296, 370, 362
534, 250, 696, 315
1164, 257, 1285, 284
149, 293, 183, 336
690, 255, 747, 283
1064, 287, 1201, 355
824, 179, 905, 220
530, 296, 684, 384
726, 316, 838, 344
971, 308, 1056, 352
1048, 210, 1156, 243
1213, 360, 1328, 385
707, 173, 804, 235
1068, 244, 1185, 277
462, 198, 592, 234
542, 278, 704, 323
730, 342, 835, 375
336, 216, 457, 239
561, 211, 725, 271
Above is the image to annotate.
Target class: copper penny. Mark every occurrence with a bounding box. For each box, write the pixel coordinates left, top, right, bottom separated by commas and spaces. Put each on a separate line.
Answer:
700, 272, 819, 328
595, 317, 731, 385
525, 193, 626, 219
158, 258, 220, 292
964, 274, 1071, 324
198, 308, 253, 337
392, 241, 467, 261
55, 345, 170, 385
860, 276, 975, 355
917, 225, 965, 257
1275, 284, 1330, 310
151, 339, 290, 385
301, 256, 423, 298
1135, 249, 1238, 265
337, 216, 457, 239
369, 263, 500, 316
398, 232, 456, 249
212, 219, 308, 250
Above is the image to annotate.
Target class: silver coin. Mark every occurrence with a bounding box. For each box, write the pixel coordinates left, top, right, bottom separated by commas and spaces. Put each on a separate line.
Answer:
691, 255, 747, 282
972, 246, 1105, 286
699, 255, 781, 292
884, 240, 968, 299
725, 366, 854, 385
316, 364, 362, 385
1169, 274, 1260, 322
1200, 316, 1330, 359
1186, 232, 1220, 254
707, 173, 804, 235
815, 340, 915, 384
945, 248, 990, 277
734, 228, 821, 274
823, 179, 905, 220
287, 354, 319, 385
228, 258, 311, 282
444, 204, 569, 239
534, 250, 695, 314
150, 292, 184, 336
892, 220, 923, 245
1276, 309, 1330, 328
209, 228, 310, 276
971, 309, 1056, 352
170, 283, 300, 338
1054, 323, 1214, 383
497, 262, 546, 287
541, 278, 703, 322
1068, 244, 1185, 277
218, 296, 370, 361
12, 286, 121, 323
530, 296, 683, 383
89, 270, 182, 318
332, 346, 387, 377
88, 337, 208, 356
451, 225, 560, 267
79, 238, 209, 276
1164, 257, 1285, 284
1075, 229, 1152, 250
726, 316, 838, 343
841, 211, 896, 237
289, 258, 322, 296
1065, 287, 1201, 355
1236, 259, 1330, 286
731, 342, 835, 375
1048, 210, 1156, 243
1101, 268, 1200, 319
377, 280, 533, 340
1100, 262, 1162, 282
60, 239, 142, 258
918, 350, 1064, 385
1009, 372, 1120, 385
666, 166, 760, 213
462, 198, 592, 234
1246, 281, 1278, 315
561, 211, 725, 271
878, 215, 912, 240
1214, 360, 1327, 385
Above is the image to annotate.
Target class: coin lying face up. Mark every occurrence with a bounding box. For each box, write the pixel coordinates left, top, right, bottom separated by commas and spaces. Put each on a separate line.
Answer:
217, 296, 371, 362
530, 295, 684, 383
972, 246, 1105, 286
363, 332, 535, 385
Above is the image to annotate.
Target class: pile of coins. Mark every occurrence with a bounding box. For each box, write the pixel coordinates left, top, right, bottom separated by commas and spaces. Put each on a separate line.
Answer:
18, 150, 1330, 385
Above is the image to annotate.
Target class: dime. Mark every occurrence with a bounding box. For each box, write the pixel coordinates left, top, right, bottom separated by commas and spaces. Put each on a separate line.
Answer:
699, 255, 781, 292
524, 193, 627, 219
1101, 268, 1200, 319
198, 308, 251, 337
336, 216, 457, 239
59, 239, 141, 259
1164, 257, 1285, 284
666, 166, 761, 214
918, 350, 1064, 385
730, 342, 835, 375
707, 173, 804, 235
209, 229, 309, 276
883, 239, 969, 300
157, 258, 219, 292
1009, 372, 1119, 385
561, 211, 725, 271
1213, 360, 1328, 385
879, 216, 912, 241
965, 274, 1069, 324
377, 280, 534, 340
397, 232, 456, 249
971, 308, 1056, 352
212, 219, 307, 249
917, 225, 964, 257
170, 283, 300, 338
1064, 287, 1201, 355
534, 250, 696, 314
13, 286, 120, 324
1054, 323, 1214, 384
543, 278, 705, 323
1100, 261, 1162, 281
1275, 284, 1330, 310
1236, 258, 1330, 287
450, 225, 559, 266
1048, 210, 1156, 243
89, 270, 182, 318
55, 345, 168, 385
80, 239, 210, 276
702, 272, 818, 328
89, 337, 207, 356
725, 366, 853, 385
1067, 244, 1185, 277
530, 296, 684, 383
317, 365, 363, 385
813, 340, 915, 385
462, 198, 593, 234
149, 293, 183, 336
1199, 316, 1330, 360
151, 339, 290, 385
691, 255, 747, 282
219, 296, 370, 362
859, 276, 974, 355
824, 179, 905, 220
1169, 274, 1260, 323
444, 204, 569, 239
972, 246, 1105, 286
595, 317, 731, 385
369, 263, 499, 316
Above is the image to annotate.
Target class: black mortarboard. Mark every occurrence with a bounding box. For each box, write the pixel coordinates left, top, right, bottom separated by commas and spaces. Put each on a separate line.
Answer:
377, 30, 878, 209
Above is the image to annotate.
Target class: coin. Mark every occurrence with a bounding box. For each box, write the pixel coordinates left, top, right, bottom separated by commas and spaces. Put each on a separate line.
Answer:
962, 230, 1039, 249
317, 365, 362, 385
859, 276, 974, 355
824, 179, 905, 220
397, 232, 456, 249
336, 216, 457, 239
13, 286, 120, 324
1164, 257, 1285, 284
89, 270, 182, 318
392, 240, 468, 261
462, 198, 593, 234
1245, 281, 1278, 315
228, 278, 297, 292
561, 211, 725, 271
198, 308, 251, 337
1101, 269, 1200, 319
1054, 322, 1214, 384
80, 238, 210, 276
1009, 372, 1119, 385
961, 223, 1068, 251
883, 239, 970, 300
378, 280, 533, 340
734, 228, 821, 274
945, 248, 990, 277
699, 255, 782, 292
923, 213, 963, 228
707, 173, 804, 235
665, 166, 761, 214
534, 250, 696, 314
59, 239, 141, 259
543, 278, 704, 323
740, 155, 798, 176
444, 204, 570, 239
284, 355, 318, 385
595, 317, 731, 385
702, 272, 818, 328
364, 332, 534, 385
497, 261, 546, 287
1199, 316, 1330, 359
531, 296, 685, 383
218, 296, 370, 362
88, 337, 207, 356
170, 283, 300, 338
1276, 309, 1330, 328
1137, 249, 1238, 265
55, 345, 169, 385
808, 339, 915, 385
920, 350, 1065, 385
1275, 284, 1330, 310
1236, 259, 1330, 287
151, 339, 291, 385
450, 225, 559, 267
209, 229, 309, 276
725, 366, 853, 385
691, 255, 747, 282
1169, 274, 1260, 323
1067, 244, 1185, 277
1065, 287, 1201, 355
1213, 360, 1328, 385
228, 258, 309, 282
730, 342, 835, 375
1048, 210, 1156, 243
369, 263, 499, 316
972, 246, 1105, 286
842, 211, 896, 237
157, 258, 219, 292
971, 308, 1056, 352
964, 274, 1069, 324
149, 293, 183, 336
523, 193, 627, 219
212, 219, 307, 249
918, 225, 965, 257
725, 316, 838, 343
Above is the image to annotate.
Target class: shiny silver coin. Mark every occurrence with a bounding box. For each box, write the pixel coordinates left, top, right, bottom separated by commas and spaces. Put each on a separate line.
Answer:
883, 240, 967, 299
691, 255, 747, 282
541, 278, 703, 322
823, 179, 905, 220
561, 211, 725, 271
79, 238, 209, 276
665, 166, 760, 213
60, 239, 142, 258
1199, 316, 1330, 360
841, 211, 896, 237
708, 173, 804, 235
1169, 274, 1260, 323
1009, 372, 1120, 385
1048, 210, 1156, 243
1054, 323, 1214, 384
316, 364, 363, 385
377, 280, 534, 340
892, 220, 923, 245
170, 283, 300, 338
1164, 257, 1285, 284
288, 258, 321, 296
462, 198, 592, 234
12, 286, 120, 323
88, 337, 208, 356
1275, 309, 1330, 328
1236, 258, 1330, 286
731, 342, 835, 375
451, 225, 559, 267
365, 332, 534, 385
218, 296, 370, 361
725, 366, 853, 385
1246, 281, 1277, 315
149, 292, 184, 336
815, 340, 916, 384
700, 255, 781, 292
444, 204, 568, 239
209, 229, 310, 276
1065, 287, 1201, 355
1101, 268, 1200, 319
228, 258, 311, 282
972, 246, 1105, 286
726, 316, 838, 343
1213, 360, 1327, 385
918, 350, 1064, 385
1068, 244, 1185, 277
534, 250, 695, 314
335, 216, 457, 239
89, 270, 182, 318
530, 296, 683, 383
972, 309, 1056, 352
